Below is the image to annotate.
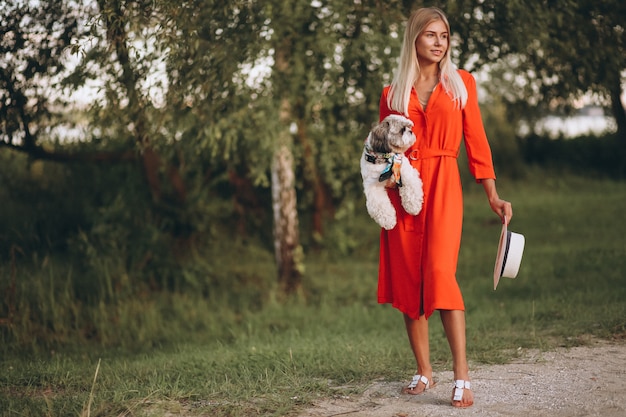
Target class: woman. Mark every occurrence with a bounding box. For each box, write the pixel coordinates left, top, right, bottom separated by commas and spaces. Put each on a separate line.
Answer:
377, 7, 513, 408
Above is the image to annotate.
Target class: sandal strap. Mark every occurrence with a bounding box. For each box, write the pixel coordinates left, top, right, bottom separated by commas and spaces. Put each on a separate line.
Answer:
453, 379, 471, 401
408, 374, 430, 390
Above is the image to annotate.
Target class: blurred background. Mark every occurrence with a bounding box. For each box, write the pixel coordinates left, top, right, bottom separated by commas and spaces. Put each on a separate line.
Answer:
1, 0, 625, 351
2, 2, 626, 415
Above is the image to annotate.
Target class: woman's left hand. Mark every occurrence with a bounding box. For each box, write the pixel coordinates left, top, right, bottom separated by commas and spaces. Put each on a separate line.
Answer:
489, 197, 513, 225
481, 179, 512, 225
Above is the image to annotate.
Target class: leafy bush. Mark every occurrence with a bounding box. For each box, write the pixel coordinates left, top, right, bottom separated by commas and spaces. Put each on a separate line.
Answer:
520, 133, 626, 179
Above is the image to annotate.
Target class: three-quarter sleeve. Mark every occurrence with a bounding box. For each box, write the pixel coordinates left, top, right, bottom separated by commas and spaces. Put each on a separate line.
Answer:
461, 72, 496, 182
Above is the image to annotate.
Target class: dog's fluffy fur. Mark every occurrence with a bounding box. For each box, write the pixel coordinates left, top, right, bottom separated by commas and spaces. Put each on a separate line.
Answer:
360, 115, 424, 230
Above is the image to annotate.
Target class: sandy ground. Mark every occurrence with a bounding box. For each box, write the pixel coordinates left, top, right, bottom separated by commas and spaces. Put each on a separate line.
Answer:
296, 339, 626, 417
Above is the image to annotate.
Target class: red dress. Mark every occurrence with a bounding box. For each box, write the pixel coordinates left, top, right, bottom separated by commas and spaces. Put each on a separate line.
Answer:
377, 70, 496, 320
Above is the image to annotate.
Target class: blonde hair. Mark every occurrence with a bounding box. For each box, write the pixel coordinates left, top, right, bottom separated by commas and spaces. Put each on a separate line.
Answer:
388, 7, 468, 115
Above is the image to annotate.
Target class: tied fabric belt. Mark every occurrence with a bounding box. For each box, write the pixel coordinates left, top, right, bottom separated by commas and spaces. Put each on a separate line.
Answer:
408, 148, 458, 160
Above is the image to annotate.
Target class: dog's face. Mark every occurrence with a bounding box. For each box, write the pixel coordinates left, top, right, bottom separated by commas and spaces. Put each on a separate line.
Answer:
367, 115, 415, 154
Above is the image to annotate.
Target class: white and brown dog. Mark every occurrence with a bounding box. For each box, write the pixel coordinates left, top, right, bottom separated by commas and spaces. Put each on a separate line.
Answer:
360, 114, 423, 230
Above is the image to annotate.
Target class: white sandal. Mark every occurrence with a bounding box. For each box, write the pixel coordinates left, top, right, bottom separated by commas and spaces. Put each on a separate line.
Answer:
403, 374, 434, 394
452, 379, 472, 407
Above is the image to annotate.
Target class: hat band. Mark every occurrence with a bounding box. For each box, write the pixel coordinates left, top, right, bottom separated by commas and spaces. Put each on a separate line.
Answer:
499, 231, 512, 277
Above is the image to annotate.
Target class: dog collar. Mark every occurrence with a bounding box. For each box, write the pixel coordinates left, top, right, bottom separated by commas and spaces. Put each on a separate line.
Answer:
363, 144, 394, 164
364, 145, 404, 185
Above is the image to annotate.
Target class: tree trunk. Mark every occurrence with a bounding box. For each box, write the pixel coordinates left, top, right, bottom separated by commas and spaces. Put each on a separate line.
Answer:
272, 23, 304, 295
271, 138, 303, 294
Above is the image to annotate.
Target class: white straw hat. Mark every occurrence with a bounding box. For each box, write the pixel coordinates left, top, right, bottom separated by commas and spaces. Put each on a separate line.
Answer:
493, 217, 525, 290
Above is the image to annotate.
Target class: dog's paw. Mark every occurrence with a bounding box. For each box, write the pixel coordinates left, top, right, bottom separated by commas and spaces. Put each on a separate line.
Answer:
366, 198, 398, 230
399, 185, 423, 215
376, 214, 397, 230
369, 208, 397, 230
399, 165, 423, 215
401, 198, 423, 216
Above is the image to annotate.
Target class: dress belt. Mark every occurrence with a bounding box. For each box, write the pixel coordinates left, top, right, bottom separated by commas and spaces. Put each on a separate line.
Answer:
408, 148, 458, 160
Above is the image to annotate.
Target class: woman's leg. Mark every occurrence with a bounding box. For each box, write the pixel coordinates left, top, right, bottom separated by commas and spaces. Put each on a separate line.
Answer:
402, 313, 435, 394
440, 309, 474, 407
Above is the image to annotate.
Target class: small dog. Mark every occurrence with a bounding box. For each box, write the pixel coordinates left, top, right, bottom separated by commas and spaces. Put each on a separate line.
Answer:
360, 114, 423, 230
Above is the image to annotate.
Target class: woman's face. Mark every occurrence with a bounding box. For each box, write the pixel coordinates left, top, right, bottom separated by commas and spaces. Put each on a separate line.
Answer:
415, 19, 449, 65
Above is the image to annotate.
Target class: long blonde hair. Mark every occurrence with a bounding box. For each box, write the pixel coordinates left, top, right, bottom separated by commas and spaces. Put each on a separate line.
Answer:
388, 7, 468, 115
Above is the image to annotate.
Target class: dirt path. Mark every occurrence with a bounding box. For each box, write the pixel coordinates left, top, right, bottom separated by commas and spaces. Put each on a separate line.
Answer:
297, 339, 626, 417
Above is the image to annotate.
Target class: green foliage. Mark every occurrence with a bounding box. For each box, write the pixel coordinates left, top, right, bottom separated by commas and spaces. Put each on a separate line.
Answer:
0, 0, 86, 146
0, 151, 94, 255
3, 0, 624, 280
1, 173, 624, 352
520, 133, 626, 179
1, 232, 279, 351
462, 0, 626, 133
158, 0, 409, 203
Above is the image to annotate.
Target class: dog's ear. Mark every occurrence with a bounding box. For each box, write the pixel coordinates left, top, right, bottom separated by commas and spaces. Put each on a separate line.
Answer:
369, 121, 391, 153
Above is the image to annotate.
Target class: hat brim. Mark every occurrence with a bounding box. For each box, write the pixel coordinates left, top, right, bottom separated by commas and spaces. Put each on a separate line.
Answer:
493, 221, 525, 290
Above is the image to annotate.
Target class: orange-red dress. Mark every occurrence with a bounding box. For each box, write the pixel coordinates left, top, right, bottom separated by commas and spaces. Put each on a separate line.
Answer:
377, 70, 496, 320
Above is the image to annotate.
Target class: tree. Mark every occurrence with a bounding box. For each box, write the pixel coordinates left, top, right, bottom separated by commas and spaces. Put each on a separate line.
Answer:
534, 0, 626, 138
0, 0, 190, 203
444, 0, 626, 138
0, 0, 85, 153
158, 0, 407, 293
258, 0, 410, 291
0, 0, 414, 293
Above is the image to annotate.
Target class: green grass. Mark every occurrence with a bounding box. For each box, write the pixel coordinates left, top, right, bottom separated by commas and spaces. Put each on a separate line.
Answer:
1, 173, 626, 416
460, 173, 626, 351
